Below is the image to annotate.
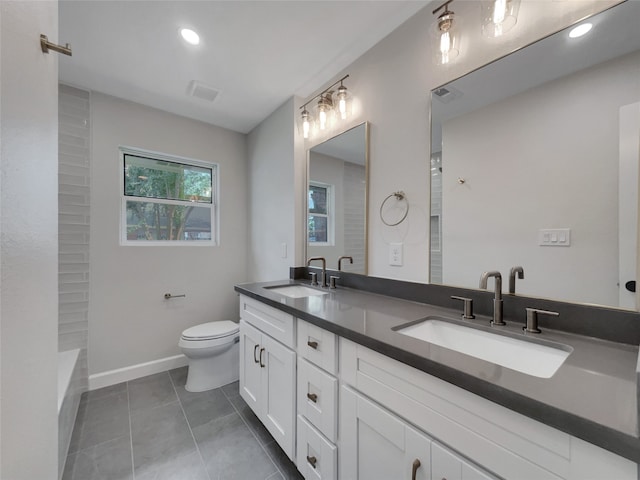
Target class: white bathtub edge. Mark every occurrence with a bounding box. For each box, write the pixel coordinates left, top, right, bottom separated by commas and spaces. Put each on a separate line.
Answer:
58, 349, 80, 413
88, 354, 188, 390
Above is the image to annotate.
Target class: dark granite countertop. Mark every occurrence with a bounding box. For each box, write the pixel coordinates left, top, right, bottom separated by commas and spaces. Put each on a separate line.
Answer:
235, 279, 640, 463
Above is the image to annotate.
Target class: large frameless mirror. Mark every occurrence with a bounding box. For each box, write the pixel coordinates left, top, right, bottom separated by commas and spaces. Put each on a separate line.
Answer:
306, 122, 369, 274
430, 2, 640, 310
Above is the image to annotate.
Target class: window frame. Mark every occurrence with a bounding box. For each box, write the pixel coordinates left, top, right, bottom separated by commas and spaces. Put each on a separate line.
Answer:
119, 146, 219, 246
308, 181, 335, 246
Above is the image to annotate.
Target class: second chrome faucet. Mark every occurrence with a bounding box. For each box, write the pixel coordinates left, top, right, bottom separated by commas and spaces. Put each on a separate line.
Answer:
479, 271, 505, 326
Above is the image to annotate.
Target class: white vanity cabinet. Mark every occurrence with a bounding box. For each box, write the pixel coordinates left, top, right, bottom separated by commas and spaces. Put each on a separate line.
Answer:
239, 296, 296, 460
297, 319, 339, 479
339, 337, 637, 480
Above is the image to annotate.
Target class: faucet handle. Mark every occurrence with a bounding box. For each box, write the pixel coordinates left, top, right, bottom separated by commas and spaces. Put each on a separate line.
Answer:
329, 276, 340, 289
451, 296, 475, 319
524, 308, 559, 334
310, 272, 318, 286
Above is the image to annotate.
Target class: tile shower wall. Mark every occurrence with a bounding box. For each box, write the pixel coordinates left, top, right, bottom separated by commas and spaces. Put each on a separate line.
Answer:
430, 152, 442, 283
58, 83, 90, 379
343, 161, 366, 272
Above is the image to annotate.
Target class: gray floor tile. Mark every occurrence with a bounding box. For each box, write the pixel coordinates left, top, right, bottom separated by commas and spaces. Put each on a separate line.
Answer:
131, 401, 198, 475
176, 385, 235, 429
263, 441, 304, 480
227, 391, 274, 445
68, 390, 130, 454
193, 412, 278, 480
128, 372, 177, 414
62, 435, 133, 480
221, 380, 240, 399
134, 450, 209, 480
168, 366, 188, 387
266, 473, 285, 480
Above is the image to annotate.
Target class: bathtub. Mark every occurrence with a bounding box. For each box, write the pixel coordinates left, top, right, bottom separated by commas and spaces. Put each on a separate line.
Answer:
58, 349, 85, 479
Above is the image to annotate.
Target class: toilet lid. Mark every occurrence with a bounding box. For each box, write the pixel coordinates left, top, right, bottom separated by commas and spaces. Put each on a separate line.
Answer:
181, 320, 239, 340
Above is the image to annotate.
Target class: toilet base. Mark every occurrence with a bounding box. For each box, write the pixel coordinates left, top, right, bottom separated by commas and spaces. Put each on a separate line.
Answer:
184, 341, 239, 392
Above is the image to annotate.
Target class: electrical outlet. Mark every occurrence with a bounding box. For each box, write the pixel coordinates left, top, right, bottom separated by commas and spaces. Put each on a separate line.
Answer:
389, 243, 403, 266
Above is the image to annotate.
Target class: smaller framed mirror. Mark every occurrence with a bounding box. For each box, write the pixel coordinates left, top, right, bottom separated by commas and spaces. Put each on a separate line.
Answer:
306, 122, 369, 274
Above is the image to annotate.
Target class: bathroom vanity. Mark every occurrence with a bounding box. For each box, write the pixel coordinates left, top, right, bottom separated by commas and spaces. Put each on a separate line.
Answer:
236, 274, 639, 480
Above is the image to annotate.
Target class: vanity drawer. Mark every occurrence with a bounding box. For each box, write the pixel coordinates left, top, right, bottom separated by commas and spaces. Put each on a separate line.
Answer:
297, 414, 337, 480
298, 357, 338, 442
297, 319, 337, 374
239, 295, 295, 348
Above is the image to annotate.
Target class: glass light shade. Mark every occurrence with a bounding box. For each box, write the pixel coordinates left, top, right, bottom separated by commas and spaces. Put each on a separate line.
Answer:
481, 0, 520, 38
336, 85, 352, 120
297, 107, 314, 139
315, 94, 335, 131
431, 11, 460, 65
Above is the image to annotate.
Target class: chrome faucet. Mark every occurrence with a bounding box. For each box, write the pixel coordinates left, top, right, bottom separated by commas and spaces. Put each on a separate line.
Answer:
338, 256, 353, 271
509, 266, 524, 294
307, 257, 327, 288
479, 271, 505, 326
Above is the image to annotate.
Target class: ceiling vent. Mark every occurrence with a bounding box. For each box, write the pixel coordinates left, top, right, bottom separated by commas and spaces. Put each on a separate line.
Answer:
186, 80, 219, 103
433, 85, 463, 104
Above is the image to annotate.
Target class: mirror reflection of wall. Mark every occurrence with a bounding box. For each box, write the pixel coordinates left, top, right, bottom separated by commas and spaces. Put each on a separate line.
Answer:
430, 1, 640, 310
307, 123, 368, 273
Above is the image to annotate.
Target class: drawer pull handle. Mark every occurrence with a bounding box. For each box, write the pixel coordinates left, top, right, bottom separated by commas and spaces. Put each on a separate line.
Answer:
253, 344, 260, 363
307, 340, 319, 349
307, 455, 317, 469
259, 348, 265, 368
307, 392, 318, 403
411, 459, 421, 480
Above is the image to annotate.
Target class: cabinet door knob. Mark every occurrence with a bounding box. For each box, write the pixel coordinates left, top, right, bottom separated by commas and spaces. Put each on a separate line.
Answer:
307, 455, 317, 468
259, 347, 265, 368
307, 340, 319, 349
253, 344, 260, 364
411, 459, 421, 480
307, 392, 318, 403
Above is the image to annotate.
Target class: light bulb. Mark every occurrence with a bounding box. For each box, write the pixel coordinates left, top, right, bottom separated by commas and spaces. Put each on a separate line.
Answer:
301, 109, 310, 139
319, 109, 327, 130
492, 0, 507, 25
337, 86, 348, 120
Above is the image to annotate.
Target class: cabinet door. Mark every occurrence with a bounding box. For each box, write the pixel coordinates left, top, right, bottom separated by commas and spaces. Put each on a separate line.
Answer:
432, 443, 462, 480
239, 320, 262, 414
341, 385, 431, 480
262, 332, 296, 460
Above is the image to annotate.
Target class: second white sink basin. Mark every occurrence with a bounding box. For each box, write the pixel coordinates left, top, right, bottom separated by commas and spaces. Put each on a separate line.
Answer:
396, 318, 572, 378
266, 285, 328, 299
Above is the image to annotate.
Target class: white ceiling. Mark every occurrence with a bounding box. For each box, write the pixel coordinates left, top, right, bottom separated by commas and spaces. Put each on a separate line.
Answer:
59, 1, 428, 134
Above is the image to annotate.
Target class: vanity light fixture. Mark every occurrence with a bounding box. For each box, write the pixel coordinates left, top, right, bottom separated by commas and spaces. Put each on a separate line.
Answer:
432, 0, 460, 65
180, 28, 200, 45
569, 23, 592, 39
298, 74, 351, 139
481, 0, 520, 38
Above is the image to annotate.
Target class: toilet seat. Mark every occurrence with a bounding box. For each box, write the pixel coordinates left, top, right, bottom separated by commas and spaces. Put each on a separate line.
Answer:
181, 320, 239, 341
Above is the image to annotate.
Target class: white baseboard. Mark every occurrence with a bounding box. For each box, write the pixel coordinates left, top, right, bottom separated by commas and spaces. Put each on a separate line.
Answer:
88, 354, 188, 390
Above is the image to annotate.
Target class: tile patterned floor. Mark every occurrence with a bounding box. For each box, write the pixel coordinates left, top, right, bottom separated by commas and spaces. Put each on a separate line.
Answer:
62, 367, 304, 480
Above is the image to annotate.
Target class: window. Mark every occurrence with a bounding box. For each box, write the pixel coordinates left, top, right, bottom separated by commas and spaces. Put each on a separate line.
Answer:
308, 182, 333, 245
120, 147, 217, 245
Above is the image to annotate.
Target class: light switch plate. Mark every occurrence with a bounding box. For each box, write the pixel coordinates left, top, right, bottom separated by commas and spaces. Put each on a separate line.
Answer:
538, 228, 571, 246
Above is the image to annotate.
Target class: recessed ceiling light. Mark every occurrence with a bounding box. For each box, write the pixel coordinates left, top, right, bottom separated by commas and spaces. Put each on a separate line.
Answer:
569, 23, 592, 39
180, 28, 200, 45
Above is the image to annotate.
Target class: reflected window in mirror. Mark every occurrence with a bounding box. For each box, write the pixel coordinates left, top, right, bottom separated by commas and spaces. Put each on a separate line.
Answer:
308, 182, 333, 245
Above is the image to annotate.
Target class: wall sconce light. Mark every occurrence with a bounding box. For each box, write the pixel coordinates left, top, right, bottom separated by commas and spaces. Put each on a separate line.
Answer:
481, 0, 520, 38
299, 74, 351, 139
432, 0, 460, 65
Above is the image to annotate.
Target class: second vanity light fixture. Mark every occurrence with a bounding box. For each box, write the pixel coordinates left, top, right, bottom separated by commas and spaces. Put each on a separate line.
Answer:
432, 0, 521, 65
299, 74, 351, 139
481, 0, 521, 38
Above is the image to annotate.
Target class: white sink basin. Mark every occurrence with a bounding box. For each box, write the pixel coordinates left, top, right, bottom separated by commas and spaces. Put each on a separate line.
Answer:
396, 318, 572, 378
266, 285, 328, 298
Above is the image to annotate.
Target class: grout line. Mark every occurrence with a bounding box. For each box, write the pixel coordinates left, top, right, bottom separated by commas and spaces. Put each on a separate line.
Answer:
221, 385, 285, 479
168, 370, 214, 480
126, 381, 136, 480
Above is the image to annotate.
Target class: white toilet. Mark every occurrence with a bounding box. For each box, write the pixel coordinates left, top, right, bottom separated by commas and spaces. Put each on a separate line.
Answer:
178, 320, 240, 392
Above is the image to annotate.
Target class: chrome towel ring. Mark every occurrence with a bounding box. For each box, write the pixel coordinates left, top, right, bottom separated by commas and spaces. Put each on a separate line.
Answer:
380, 191, 409, 226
